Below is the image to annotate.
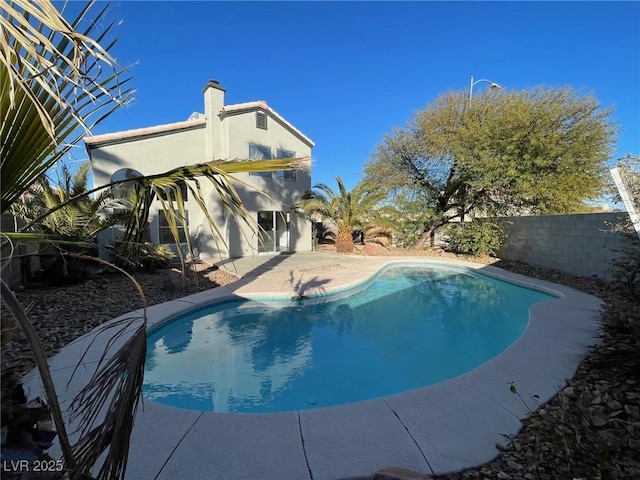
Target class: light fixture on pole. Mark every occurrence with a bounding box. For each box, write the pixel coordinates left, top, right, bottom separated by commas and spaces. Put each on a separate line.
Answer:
459, 76, 502, 224
469, 76, 501, 104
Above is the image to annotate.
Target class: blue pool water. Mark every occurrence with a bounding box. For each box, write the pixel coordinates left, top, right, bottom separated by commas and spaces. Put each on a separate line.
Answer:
143, 264, 554, 413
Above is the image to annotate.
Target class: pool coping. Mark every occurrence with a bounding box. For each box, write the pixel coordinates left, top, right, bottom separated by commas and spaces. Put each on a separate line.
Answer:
22, 256, 603, 480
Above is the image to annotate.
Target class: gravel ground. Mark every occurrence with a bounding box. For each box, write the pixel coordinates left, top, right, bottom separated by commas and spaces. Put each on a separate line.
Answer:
2, 250, 639, 479
2, 262, 238, 375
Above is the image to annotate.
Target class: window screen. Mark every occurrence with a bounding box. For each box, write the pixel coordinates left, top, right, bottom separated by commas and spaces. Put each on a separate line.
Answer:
158, 209, 189, 244
249, 143, 272, 178
275, 149, 297, 181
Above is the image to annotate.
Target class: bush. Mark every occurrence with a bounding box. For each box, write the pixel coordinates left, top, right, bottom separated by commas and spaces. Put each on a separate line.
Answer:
442, 220, 505, 257
605, 216, 640, 298
612, 238, 640, 298
112, 241, 174, 272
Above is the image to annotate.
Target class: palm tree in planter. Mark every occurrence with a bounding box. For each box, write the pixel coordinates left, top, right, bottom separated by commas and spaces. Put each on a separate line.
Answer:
302, 176, 395, 253
1, 1, 308, 479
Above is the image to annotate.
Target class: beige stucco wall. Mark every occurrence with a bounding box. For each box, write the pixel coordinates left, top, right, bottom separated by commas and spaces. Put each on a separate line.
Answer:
210, 110, 313, 258
89, 89, 313, 260
91, 126, 207, 185
90, 126, 208, 258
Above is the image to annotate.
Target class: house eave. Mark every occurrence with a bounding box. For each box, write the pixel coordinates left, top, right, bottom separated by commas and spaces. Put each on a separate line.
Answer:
84, 118, 207, 151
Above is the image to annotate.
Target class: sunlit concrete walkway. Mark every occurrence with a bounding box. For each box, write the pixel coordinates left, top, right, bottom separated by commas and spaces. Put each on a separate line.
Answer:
214, 250, 373, 277
22, 252, 603, 480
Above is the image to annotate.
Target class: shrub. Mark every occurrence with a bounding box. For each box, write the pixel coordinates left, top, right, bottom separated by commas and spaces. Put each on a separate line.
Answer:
113, 241, 174, 272
442, 220, 505, 257
605, 215, 640, 298
612, 238, 640, 298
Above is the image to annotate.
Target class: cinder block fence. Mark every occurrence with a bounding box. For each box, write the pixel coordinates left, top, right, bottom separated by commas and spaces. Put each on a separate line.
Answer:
495, 212, 635, 281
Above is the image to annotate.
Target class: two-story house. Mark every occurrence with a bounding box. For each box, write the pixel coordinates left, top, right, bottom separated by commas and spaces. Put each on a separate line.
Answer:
85, 80, 314, 261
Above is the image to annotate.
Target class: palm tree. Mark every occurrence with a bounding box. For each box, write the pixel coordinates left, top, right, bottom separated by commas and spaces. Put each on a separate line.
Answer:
10, 161, 134, 282
11, 162, 132, 240
0, 2, 307, 479
303, 176, 394, 253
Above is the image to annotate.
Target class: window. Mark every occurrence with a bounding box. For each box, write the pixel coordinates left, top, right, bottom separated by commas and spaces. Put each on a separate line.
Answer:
158, 209, 189, 244
256, 111, 267, 130
110, 168, 143, 199
275, 149, 297, 181
249, 143, 272, 178
157, 181, 188, 201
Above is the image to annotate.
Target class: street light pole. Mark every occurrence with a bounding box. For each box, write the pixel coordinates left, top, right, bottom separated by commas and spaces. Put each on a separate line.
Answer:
469, 76, 501, 104
460, 76, 502, 223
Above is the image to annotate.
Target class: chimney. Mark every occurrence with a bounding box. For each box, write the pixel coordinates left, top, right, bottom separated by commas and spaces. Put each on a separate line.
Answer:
203, 80, 226, 160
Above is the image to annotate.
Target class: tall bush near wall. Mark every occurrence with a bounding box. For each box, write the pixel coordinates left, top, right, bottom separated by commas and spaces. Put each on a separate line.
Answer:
495, 212, 634, 281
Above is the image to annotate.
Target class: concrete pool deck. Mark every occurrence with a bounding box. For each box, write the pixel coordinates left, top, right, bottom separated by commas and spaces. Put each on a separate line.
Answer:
22, 252, 603, 479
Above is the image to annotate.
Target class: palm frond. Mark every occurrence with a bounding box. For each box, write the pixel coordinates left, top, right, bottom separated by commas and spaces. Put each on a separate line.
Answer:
8, 161, 131, 242
1, 2, 140, 478
1, 0, 123, 139
45, 254, 147, 480
1, 232, 91, 246
0, 279, 76, 468
1, 0, 134, 213
303, 175, 391, 237
70, 322, 146, 480
116, 156, 311, 263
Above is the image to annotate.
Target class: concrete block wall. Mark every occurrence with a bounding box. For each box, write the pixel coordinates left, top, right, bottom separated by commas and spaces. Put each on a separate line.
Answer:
495, 212, 636, 281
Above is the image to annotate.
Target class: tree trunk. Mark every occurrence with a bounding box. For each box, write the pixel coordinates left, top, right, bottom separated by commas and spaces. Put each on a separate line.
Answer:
335, 231, 354, 253
413, 226, 437, 250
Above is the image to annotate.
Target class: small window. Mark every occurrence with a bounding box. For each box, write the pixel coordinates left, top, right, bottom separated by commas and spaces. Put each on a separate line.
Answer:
256, 111, 267, 130
249, 143, 272, 178
157, 181, 188, 201
110, 168, 143, 199
275, 149, 297, 181
158, 209, 189, 244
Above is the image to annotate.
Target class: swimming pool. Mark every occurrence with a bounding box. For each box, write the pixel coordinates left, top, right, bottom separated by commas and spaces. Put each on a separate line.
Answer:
143, 264, 554, 413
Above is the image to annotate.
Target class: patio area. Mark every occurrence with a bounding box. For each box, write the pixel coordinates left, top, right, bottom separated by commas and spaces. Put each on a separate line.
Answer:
21, 252, 603, 480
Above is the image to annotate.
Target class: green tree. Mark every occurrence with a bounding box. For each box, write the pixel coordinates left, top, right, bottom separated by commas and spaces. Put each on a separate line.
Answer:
303, 176, 394, 253
385, 191, 440, 248
365, 87, 617, 248
0, 1, 307, 479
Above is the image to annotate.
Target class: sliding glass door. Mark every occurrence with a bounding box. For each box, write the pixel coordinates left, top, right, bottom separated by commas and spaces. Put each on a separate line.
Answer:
257, 211, 289, 254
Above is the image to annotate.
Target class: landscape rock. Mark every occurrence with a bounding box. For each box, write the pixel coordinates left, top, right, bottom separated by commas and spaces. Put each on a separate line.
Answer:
4, 262, 238, 375
160, 268, 188, 292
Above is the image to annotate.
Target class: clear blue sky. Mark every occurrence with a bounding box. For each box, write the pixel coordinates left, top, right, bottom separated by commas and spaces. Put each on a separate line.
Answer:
70, 1, 639, 191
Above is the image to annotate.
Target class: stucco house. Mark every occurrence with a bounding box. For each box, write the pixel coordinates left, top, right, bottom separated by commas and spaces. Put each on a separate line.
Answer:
85, 80, 314, 261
